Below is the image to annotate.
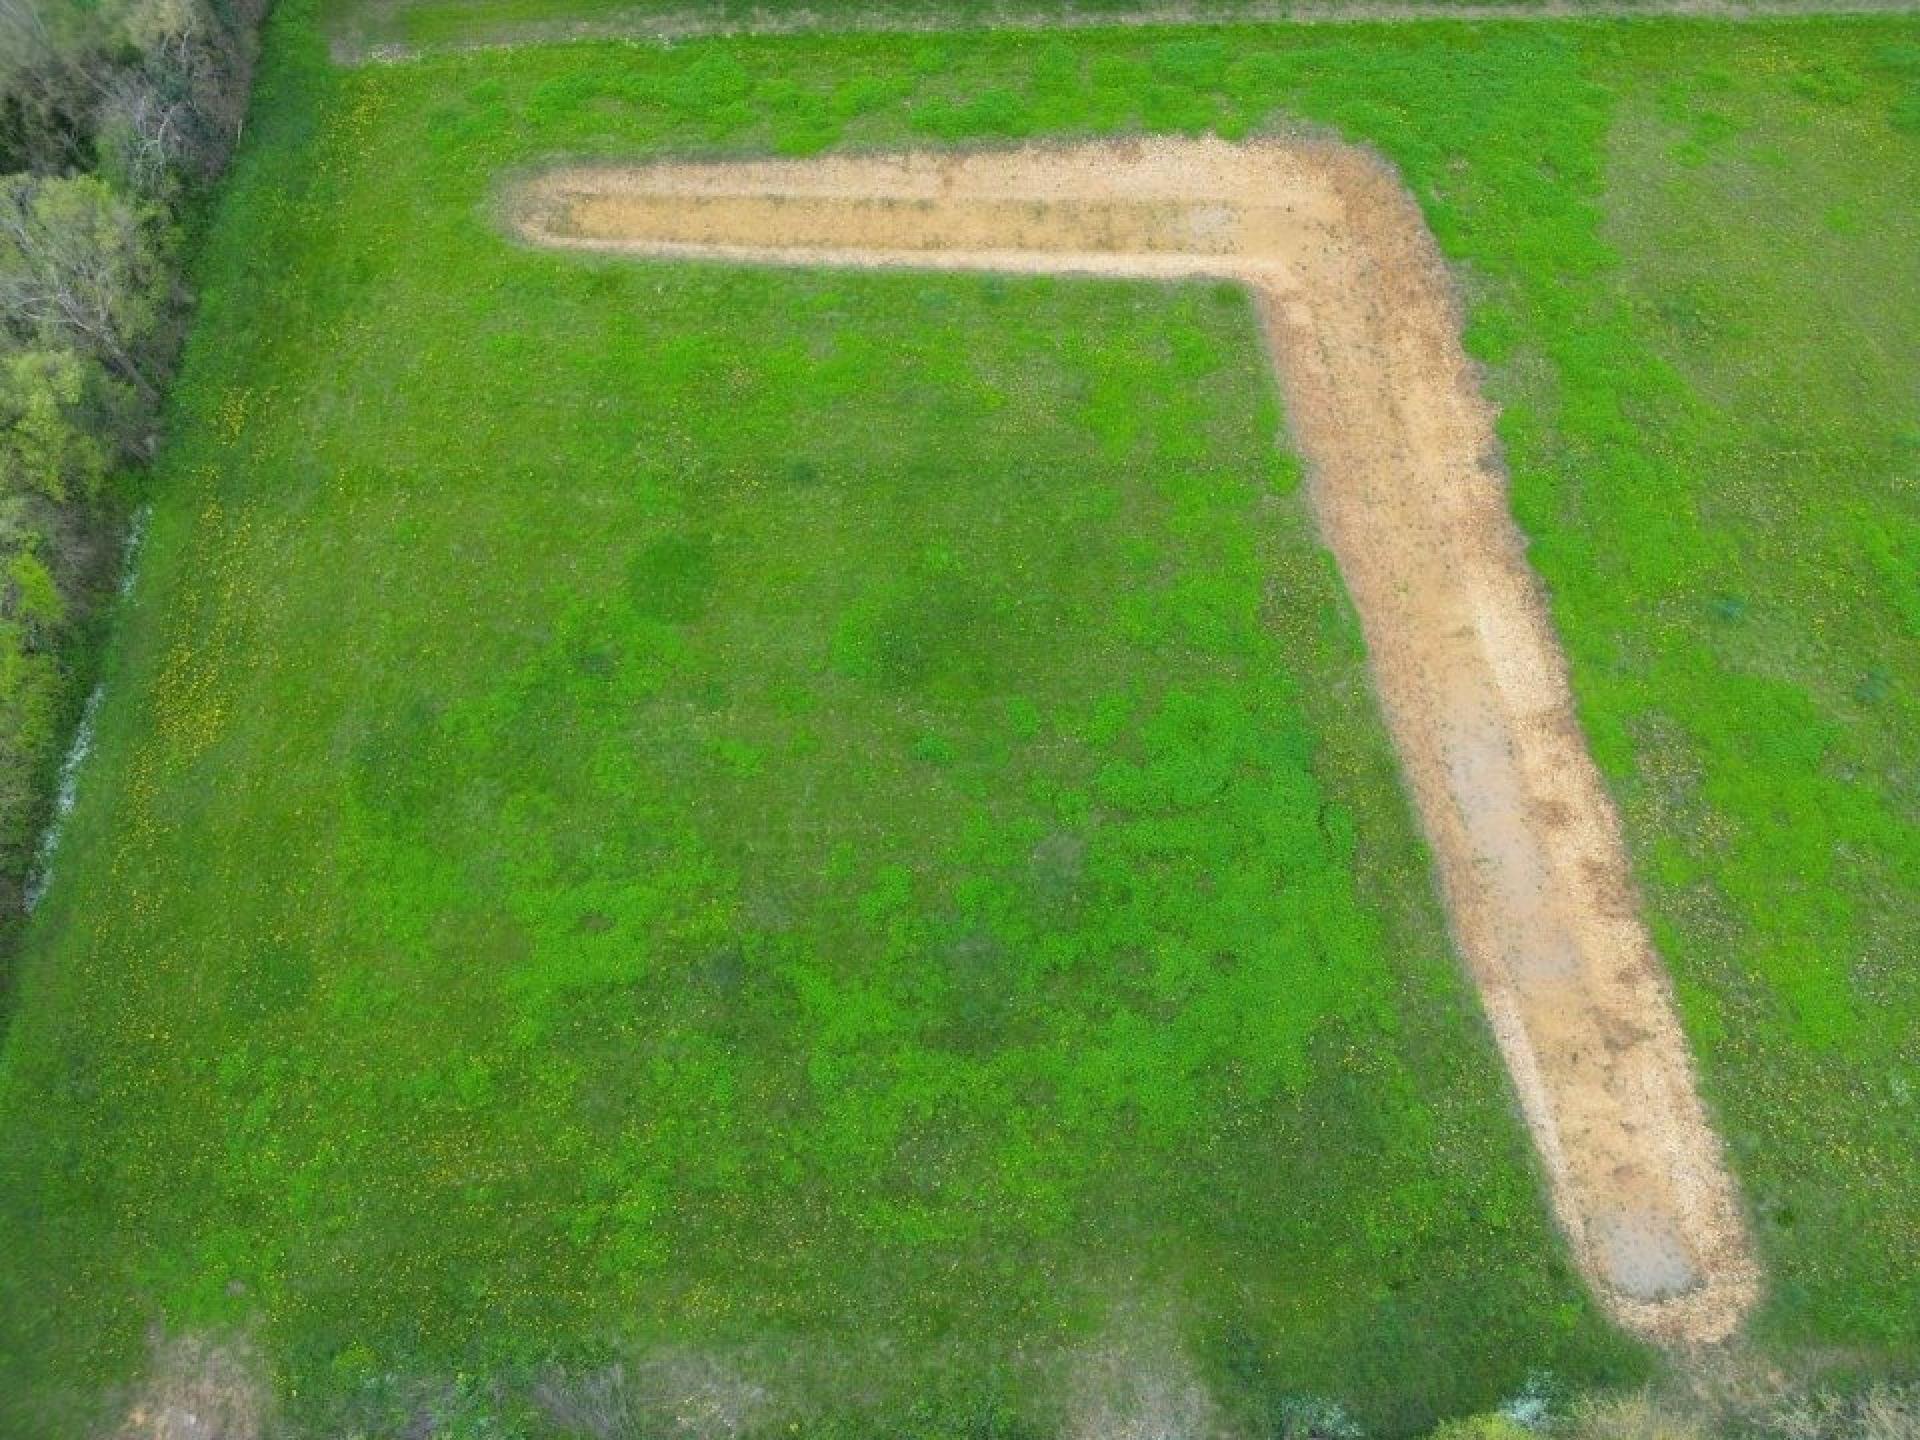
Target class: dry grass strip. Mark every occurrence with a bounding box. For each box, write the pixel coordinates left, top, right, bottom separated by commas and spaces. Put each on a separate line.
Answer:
344, 0, 1920, 65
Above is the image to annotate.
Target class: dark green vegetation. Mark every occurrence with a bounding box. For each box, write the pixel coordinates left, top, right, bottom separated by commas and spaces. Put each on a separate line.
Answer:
0, 0, 264, 944
0, 6, 1917, 1439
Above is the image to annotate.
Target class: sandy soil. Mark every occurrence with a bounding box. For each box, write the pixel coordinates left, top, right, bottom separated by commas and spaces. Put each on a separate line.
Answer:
114, 1332, 266, 1440
511, 137, 1760, 1345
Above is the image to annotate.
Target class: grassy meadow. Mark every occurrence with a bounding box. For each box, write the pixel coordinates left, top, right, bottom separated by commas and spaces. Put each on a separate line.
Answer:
1582, 36, 1920, 1347
0, 5, 1916, 1437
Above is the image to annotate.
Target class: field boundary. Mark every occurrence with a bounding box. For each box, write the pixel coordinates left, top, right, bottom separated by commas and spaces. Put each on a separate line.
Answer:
509, 137, 1762, 1344
340, 0, 1920, 64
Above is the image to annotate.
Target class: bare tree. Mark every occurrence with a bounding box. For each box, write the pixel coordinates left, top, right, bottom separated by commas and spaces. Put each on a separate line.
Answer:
95, 67, 192, 196
0, 0, 60, 77
0, 173, 166, 399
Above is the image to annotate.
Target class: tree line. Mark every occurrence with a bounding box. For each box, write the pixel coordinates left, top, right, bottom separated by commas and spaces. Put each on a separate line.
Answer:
0, 0, 265, 932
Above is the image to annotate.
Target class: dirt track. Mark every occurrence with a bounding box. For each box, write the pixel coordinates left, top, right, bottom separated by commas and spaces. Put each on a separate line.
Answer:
512, 138, 1760, 1344
345, 0, 1920, 62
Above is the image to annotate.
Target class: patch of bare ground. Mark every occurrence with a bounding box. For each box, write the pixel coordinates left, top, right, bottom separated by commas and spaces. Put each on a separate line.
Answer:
1062, 1302, 1219, 1440
511, 135, 1761, 1344
534, 1346, 776, 1440
111, 1331, 267, 1440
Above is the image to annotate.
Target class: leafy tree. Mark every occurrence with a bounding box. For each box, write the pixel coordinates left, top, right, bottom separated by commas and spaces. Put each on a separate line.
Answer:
0, 173, 166, 398
0, 347, 113, 503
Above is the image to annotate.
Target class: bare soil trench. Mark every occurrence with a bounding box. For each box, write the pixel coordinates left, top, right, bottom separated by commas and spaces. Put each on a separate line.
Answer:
511, 137, 1759, 1345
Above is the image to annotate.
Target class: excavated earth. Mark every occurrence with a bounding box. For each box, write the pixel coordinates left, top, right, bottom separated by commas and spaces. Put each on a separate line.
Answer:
511, 137, 1760, 1345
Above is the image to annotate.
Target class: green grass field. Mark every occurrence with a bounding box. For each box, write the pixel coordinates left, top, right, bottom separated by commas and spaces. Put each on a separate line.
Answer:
0, 5, 1916, 1437
1582, 41, 1920, 1344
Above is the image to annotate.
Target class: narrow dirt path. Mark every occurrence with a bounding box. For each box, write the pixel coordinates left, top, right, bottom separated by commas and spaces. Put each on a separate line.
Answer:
346, 0, 1920, 62
511, 138, 1760, 1345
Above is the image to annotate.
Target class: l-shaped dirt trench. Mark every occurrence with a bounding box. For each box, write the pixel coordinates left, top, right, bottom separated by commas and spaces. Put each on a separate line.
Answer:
511, 137, 1759, 1345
